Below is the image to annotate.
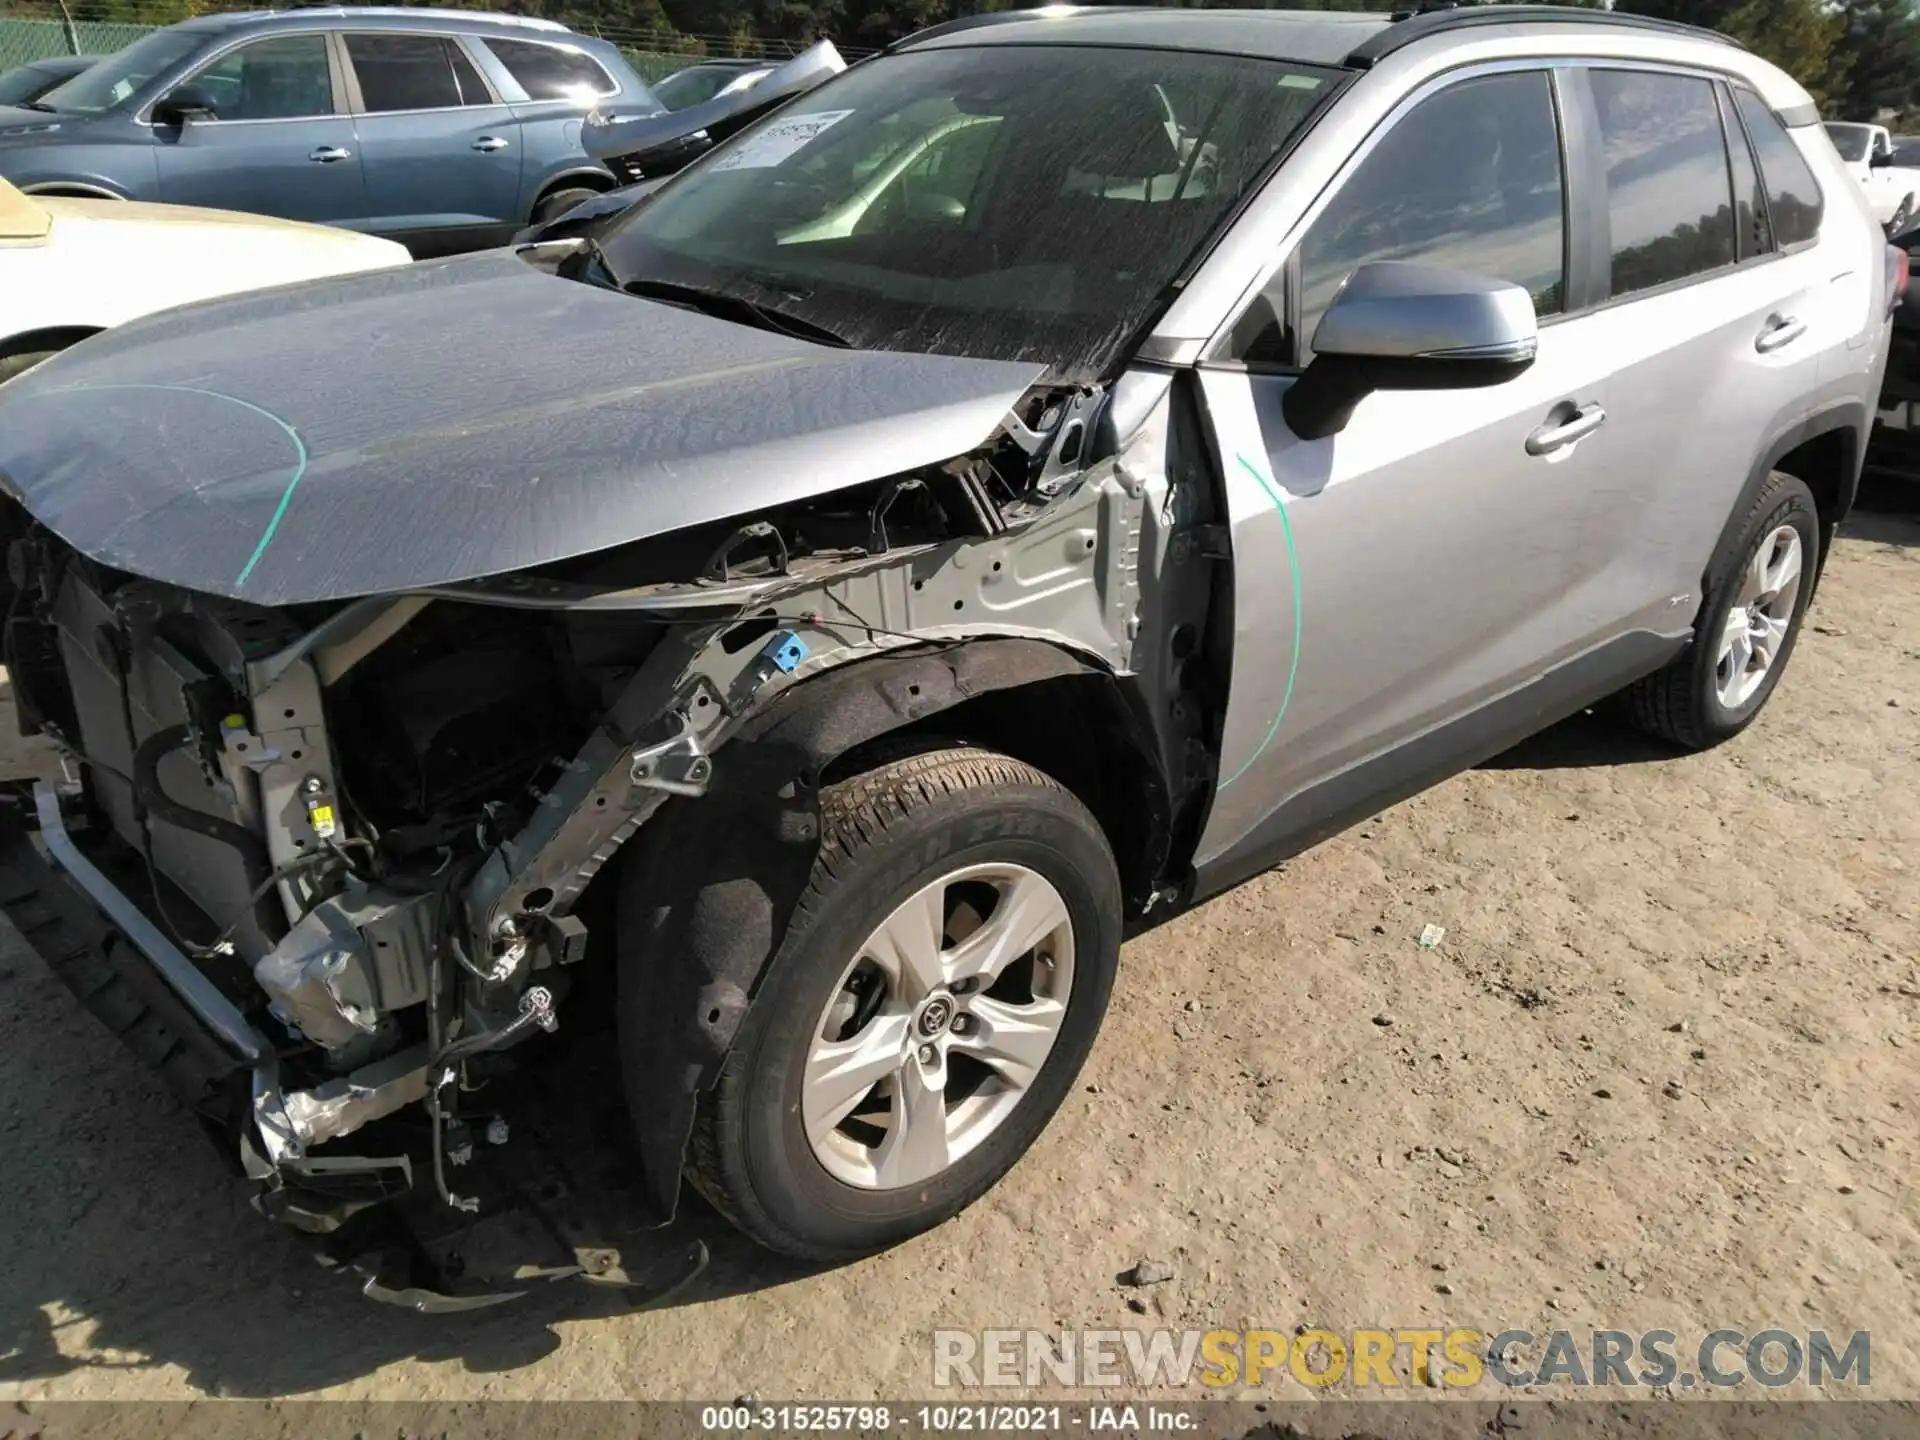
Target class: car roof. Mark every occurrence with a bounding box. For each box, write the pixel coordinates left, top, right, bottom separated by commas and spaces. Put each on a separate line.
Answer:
895, 4, 1736, 69
189, 6, 578, 38
898, 8, 1393, 66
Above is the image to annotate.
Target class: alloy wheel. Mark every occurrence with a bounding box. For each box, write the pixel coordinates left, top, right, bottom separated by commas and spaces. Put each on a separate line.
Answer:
801, 862, 1075, 1190
1715, 523, 1803, 710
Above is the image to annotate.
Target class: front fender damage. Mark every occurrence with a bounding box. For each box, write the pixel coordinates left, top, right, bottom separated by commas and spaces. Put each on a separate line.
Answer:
4, 366, 1216, 1305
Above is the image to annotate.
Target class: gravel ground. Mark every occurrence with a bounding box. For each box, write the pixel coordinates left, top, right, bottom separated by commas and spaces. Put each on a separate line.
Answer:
0, 492, 1914, 1411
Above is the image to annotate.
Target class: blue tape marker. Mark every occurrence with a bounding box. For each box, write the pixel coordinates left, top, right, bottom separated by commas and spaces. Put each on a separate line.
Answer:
1218, 451, 1302, 789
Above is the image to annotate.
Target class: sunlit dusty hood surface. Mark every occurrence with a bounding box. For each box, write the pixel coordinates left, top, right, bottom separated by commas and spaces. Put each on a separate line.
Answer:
0, 250, 1046, 606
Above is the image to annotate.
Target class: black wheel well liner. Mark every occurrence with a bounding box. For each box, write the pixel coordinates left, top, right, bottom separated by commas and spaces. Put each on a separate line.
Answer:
1756, 400, 1867, 578
608, 638, 1172, 1219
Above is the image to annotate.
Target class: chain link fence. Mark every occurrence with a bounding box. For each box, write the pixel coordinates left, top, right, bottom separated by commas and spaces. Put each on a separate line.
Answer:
0, 7, 865, 83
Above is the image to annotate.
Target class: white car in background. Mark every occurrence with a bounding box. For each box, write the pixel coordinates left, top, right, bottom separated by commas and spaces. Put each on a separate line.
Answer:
1823, 120, 1920, 228
1, 179, 409, 383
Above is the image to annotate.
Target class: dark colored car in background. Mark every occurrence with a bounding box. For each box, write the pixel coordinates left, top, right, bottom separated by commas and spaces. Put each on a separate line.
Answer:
0, 6, 662, 254
652, 58, 772, 111
0, 55, 98, 109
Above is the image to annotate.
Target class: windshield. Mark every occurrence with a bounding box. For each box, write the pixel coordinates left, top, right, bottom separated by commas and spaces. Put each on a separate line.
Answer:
37, 28, 205, 114
597, 45, 1334, 377
655, 64, 751, 111
1825, 122, 1874, 163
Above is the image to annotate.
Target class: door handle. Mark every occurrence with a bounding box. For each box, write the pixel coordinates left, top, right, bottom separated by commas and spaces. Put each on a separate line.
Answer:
1755, 314, 1807, 353
1525, 401, 1607, 456
472, 136, 510, 152
308, 145, 352, 163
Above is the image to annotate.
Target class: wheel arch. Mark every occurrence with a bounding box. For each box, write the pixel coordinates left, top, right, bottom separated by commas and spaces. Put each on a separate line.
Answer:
0, 325, 103, 362
1746, 400, 1868, 583
607, 637, 1172, 1219
528, 166, 614, 221
18, 180, 127, 200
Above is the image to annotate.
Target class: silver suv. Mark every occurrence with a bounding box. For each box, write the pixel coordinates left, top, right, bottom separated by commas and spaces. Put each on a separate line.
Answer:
0, 5, 1889, 1294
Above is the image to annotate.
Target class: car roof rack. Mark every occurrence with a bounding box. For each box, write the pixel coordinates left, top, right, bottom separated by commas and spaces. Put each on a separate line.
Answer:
281, 4, 571, 31
1346, 2, 1741, 66
888, 6, 1158, 53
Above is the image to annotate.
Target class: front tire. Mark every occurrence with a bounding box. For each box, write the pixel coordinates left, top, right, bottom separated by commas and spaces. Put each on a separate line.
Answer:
687, 747, 1121, 1261
531, 184, 603, 227
1622, 469, 1819, 749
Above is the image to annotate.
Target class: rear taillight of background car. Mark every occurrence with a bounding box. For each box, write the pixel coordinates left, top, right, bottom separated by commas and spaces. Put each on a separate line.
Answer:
1887, 244, 1910, 314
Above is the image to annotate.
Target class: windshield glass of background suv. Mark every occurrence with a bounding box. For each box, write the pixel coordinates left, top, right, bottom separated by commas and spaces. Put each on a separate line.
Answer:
1824, 122, 1873, 163
654, 65, 742, 110
37, 28, 204, 113
597, 45, 1333, 378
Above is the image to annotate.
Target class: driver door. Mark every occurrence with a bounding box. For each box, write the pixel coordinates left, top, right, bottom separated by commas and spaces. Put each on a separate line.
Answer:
152, 31, 365, 224
1190, 67, 1634, 883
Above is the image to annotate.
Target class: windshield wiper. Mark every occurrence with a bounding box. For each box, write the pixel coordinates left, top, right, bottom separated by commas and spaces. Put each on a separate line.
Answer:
622, 275, 852, 349
17, 101, 58, 113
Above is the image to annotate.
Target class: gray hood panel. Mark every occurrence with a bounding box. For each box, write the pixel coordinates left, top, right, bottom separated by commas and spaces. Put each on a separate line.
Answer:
0, 250, 1045, 605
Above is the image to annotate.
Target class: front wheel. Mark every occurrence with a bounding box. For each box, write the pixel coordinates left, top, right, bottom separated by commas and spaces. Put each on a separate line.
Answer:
1622, 469, 1819, 749
687, 747, 1121, 1261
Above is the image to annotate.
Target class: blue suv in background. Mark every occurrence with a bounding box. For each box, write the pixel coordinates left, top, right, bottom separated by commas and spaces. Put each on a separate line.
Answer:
0, 6, 660, 253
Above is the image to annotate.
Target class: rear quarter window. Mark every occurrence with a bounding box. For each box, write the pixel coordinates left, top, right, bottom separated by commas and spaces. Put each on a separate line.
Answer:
481, 37, 617, 101
1735, 89, 1824, 249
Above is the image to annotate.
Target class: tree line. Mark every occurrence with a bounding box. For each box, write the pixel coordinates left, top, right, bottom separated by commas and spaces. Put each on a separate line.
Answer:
34, 0, 1920, 120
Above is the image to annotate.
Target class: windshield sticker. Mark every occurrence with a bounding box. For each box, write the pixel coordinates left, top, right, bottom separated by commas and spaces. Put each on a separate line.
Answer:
711, 109, 854, 172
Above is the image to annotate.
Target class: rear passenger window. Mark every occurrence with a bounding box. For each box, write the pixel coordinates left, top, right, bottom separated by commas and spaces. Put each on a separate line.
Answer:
1734, 89, 1824, 248
449, 42, 491, 106
1591, 70, 1735, 298
481, 38, 616, 101
345, 34, 474, 112
1288, 71, 1565, 359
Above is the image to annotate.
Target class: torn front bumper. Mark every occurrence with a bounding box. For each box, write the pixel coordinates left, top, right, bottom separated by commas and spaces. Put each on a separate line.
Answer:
0, 781, 704, 1311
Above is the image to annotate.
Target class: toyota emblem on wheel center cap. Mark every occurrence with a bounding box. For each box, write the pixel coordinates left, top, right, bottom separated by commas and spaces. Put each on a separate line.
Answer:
917, 996, 954, 1037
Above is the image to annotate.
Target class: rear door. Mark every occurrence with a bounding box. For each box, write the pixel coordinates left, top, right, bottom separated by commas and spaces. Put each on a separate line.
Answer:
1191, 67, 1628, 870
1555, 67, 1828, 643
472, 35, 624, 192
338, 30, 523, 248
151, 31, 364, 223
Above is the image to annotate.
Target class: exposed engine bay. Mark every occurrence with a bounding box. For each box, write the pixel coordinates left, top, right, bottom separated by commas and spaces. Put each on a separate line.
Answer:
0, 362, 1223, 1303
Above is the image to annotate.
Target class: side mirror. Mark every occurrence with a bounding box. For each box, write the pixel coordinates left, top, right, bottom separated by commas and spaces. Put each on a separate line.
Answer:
1871, 148, 1896, 169
1283, 262, 1539, 440
153, 83, 217, 126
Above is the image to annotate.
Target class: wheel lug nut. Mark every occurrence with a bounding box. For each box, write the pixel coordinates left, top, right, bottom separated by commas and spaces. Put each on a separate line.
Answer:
917, 1044, 937, 1064
951, 1015, 972, 1034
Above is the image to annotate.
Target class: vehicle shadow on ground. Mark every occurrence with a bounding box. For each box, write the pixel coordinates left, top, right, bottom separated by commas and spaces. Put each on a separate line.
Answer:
0, 848, 828, 1399
1479, 707, 1678, 771
0, 1022, 828, 1395
1852, 467, 1920, 526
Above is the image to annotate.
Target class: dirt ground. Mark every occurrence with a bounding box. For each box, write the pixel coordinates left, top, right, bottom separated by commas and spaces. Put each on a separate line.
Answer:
0, 490, 1914, 1411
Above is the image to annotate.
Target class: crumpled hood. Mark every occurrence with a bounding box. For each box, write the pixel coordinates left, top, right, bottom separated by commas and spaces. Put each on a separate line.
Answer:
0, 250, 1046, 605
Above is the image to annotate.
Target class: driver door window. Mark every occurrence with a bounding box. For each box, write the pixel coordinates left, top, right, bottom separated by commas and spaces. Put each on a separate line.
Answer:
1230, 70, 1565, 365
189, 34, 335, 120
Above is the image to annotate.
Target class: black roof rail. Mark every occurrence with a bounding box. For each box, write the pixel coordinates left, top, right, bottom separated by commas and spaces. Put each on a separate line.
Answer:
1345, 3, 1743, 68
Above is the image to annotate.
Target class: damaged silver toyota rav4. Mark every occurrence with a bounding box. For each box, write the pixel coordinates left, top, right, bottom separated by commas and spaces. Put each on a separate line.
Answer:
0, 6, 1890, 1290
